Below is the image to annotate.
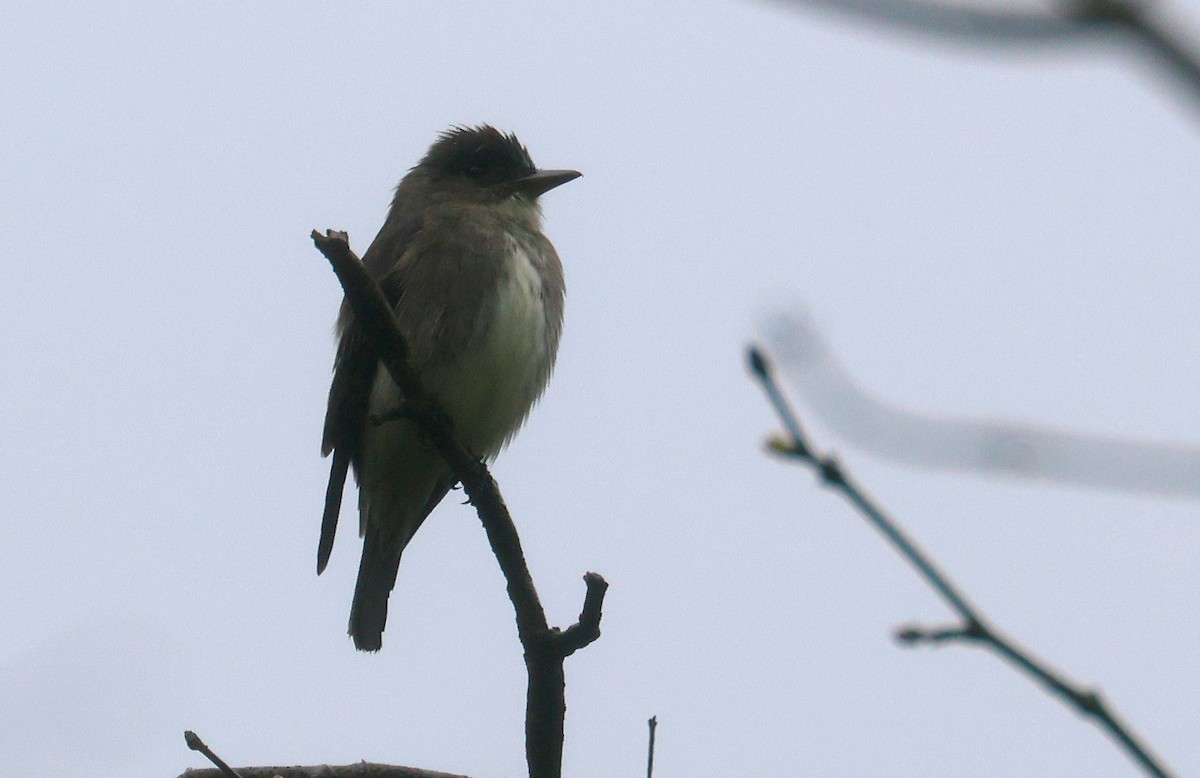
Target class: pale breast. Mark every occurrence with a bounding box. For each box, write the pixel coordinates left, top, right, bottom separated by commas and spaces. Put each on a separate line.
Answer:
415, 234, 562, 459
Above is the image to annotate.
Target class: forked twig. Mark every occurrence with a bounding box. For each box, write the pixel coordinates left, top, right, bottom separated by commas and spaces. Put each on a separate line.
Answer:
748, 345, 1175, 778
310, 229, 606, 778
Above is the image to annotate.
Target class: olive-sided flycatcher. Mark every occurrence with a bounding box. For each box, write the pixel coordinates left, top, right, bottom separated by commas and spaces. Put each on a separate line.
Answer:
318, 125, 579, 651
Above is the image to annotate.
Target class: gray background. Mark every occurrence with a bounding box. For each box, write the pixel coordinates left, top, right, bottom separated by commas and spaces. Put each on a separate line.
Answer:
2, 1, 1198, 776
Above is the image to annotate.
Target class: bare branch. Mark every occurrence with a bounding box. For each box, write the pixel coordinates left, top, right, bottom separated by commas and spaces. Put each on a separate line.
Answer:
311, 230, 605, 778
748, 344, 1177, 778
646, 716, 659, 778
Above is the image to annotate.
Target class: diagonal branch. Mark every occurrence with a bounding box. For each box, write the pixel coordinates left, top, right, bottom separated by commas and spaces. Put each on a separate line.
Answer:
311, 230, 551, 643
748, 345, 1176, 778
310, 229, 606, 778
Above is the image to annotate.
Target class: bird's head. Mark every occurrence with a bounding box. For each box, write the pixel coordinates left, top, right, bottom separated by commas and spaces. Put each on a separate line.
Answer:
404, 125, 581, 208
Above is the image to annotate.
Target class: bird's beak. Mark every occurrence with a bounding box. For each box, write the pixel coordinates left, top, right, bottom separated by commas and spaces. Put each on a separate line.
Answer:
505, 168, 582, 199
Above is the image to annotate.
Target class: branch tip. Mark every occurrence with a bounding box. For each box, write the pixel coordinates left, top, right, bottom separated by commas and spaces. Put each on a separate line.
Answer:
747, 345, 771, 380
646, 715, 659, 778
766, 435, 804, 458
182, 730, 245, 778
559, 571, 609, 657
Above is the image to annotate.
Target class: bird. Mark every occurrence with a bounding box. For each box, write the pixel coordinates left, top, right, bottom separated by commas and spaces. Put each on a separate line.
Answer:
317, 125, 579, 651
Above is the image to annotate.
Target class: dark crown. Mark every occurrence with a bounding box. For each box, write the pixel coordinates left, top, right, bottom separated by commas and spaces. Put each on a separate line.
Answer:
420, 125, 536, 186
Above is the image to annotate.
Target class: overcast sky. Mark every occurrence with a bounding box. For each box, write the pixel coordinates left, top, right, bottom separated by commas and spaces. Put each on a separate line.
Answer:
3, 2, 1200, 776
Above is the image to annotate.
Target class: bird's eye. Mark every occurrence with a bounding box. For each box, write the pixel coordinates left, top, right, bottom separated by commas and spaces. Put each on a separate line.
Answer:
467, 164, 485, 177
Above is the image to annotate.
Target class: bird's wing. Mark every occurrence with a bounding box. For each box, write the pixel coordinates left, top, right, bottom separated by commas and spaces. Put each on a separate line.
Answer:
317, 328, 375, 574
316, 215, 423, 575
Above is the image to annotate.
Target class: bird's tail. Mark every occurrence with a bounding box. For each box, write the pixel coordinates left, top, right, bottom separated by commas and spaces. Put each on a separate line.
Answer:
348, 529, 402, 652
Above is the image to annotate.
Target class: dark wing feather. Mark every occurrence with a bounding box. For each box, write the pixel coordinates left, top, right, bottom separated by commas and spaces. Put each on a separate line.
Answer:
316, 213, 423, 574
316, 447, 350, 574
316, 319, 377, 573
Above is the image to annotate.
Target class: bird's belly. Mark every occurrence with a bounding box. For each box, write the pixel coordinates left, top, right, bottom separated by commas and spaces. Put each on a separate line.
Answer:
371, 243, 555, 460
439, 246, 553, 457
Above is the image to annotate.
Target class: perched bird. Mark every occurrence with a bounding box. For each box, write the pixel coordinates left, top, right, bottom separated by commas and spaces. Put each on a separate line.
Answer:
318, 125, 579, 651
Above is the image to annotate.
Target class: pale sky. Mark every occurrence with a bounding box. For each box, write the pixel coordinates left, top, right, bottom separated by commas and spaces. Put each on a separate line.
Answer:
3, 2, 1199, 776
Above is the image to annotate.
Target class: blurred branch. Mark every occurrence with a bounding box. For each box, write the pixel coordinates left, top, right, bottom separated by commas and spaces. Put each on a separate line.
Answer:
770, 0, 1200, 116
772, 0, 1082, 41
762, 311, 1200, 497
748, 345, 1176, 778
308, 230, 606, 778
1096, 1, 1200, 104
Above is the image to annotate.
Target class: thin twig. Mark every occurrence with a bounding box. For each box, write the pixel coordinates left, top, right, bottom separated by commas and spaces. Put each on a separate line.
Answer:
646, 716, 658, 778
311, 230, 605, 778
184, 731, 245, 778
748, 345, 1176, 778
